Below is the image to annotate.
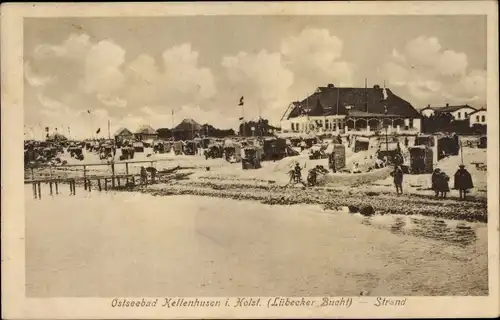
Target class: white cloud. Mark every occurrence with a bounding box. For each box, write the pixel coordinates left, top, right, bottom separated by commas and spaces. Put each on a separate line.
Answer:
97, 94, 127, 108
380, 36, 486, 106
222, 28, 355, 124
123, 44, 216, 109
281, 28, 355, 87
83, 40, 126, 95
24, 62, 53, 87
34, 33, 91, 60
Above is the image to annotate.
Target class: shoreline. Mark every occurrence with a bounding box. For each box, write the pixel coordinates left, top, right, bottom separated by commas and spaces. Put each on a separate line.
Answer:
129, 179, 488, 223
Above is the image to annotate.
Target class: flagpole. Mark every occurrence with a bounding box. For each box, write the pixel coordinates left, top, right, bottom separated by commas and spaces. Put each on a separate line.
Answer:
108, 119, 111, 140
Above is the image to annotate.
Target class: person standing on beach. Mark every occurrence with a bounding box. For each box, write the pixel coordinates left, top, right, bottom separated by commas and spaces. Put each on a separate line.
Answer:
294, 162, 302, 183
437, 171, 450, 199
431, 168, 441, 198
140, 166, 148, 186
454, 164, 473, 200
392, 165, 404, 195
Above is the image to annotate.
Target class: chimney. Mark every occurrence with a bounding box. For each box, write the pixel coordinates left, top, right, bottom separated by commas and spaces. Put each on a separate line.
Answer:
327, 83, 335, 88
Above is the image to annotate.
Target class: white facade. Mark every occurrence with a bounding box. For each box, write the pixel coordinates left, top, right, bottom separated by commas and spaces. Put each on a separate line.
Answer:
448, 106, 477, 120
421, 108, 435, 117
469, 109, 487, 127
281, 115, 421, 134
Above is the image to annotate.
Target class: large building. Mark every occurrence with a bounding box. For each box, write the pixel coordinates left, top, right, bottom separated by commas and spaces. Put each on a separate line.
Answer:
280, 83, 422, 134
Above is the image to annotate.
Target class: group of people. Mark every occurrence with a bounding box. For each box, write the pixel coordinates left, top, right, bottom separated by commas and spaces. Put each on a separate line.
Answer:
431, 165, 474, 199
288, 162, 328, 187
392, 163, 474, 199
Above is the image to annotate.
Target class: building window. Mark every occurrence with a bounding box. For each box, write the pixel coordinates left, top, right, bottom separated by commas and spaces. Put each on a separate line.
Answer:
409, 118, 414, 128
481, 115, 486, 122
332, 122, 336, 131
457, 112, 461, 119
476, 116, 480, 122
291, 123, 295, 131
465, 112, 468, 118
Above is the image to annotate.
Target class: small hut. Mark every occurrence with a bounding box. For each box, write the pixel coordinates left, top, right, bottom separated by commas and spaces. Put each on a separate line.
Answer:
408, 146, 433, 174
325, 144, 346, 172
242, 145, 263, 170
478, 135, 487, 149
354, 136, 370, 152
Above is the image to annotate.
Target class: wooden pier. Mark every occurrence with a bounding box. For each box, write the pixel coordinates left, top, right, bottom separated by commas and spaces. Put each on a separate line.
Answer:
25, 159, 194, 199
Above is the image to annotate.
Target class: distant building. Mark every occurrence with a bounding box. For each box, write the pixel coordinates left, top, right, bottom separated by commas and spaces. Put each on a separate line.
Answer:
281, 83, 422, 134
469, 108, 487, 127
172, 118, 203, 141
134, 125, 158, 141
420, 104, 477, 121
114, 127, 134, 141
46, 132, 68, 142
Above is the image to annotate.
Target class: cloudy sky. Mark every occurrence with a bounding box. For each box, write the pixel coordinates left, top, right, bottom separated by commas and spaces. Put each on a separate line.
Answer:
24, 15, 486, 139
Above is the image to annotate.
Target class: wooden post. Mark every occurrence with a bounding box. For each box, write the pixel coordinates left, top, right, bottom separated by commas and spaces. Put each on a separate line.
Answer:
132, 175, 135, 186
98, 179, 102, 191
88, 180, 91, 192
117, 177, 121, 187
125, 163, 129, 184
55, 182, 59, 194
31, 167, 35, 180
83, 165, 87, 190
37, 182, 41, 199
104, 179, 108, 191
33, 183, 37, 199
460, 139, 464, 165
49, 182, 53, 195
69, 181, 73, 195
111, 163, 116, 188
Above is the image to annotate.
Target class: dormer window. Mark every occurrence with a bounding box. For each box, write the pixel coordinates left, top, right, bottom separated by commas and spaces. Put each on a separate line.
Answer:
315, 87, 322, 93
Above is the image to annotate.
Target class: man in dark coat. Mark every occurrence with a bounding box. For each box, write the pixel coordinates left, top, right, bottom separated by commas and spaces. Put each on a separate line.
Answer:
294, 162, 302, 183
391, 165, 404, 195
437, 171, 450, 199
454, 164, 474, 200
431, 168, 441, 198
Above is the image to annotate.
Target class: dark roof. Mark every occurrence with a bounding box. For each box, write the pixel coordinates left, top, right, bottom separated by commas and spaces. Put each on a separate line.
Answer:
173, 118, 202, 131
135, 125, 157, 135
467, 107, 486, 115
115, 127, 133, 136
287, 85, 420, 119
432, 104, 477, 113
46, 132, 68, 141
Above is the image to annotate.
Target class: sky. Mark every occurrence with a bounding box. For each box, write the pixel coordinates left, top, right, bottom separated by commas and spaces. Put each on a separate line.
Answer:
23, 15, 487, 139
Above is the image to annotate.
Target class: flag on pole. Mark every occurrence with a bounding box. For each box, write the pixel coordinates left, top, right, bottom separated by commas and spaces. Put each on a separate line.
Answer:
238, 96, 244, 106
96, 128, 101, 134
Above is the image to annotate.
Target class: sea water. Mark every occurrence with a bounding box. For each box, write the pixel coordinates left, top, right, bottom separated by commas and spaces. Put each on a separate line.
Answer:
25, 185, 488, 297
